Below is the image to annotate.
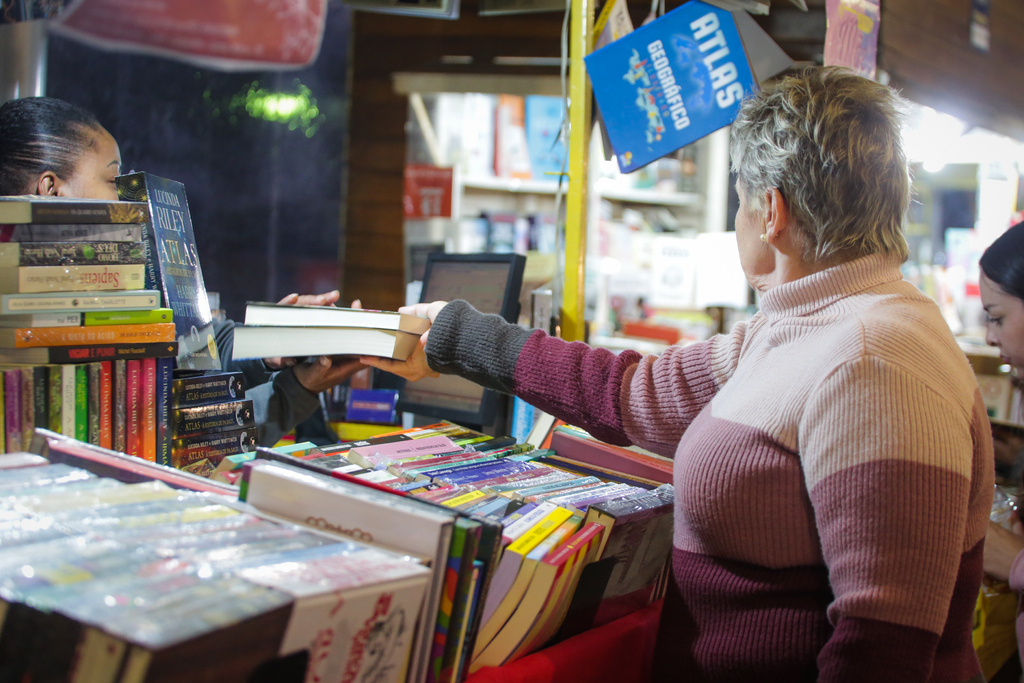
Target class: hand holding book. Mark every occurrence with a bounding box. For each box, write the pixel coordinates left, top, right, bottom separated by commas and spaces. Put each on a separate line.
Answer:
361, 300, 448, 381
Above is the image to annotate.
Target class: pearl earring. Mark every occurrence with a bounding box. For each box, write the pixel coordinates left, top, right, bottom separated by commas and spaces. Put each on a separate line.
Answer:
759, 233, 768, 242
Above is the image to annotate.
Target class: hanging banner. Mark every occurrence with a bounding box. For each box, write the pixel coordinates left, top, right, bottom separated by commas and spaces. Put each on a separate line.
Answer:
403, 165, 454, 220
53, 0, 327, 71
584, 0, 792, 173
823, 0, 880, 79
1, 0, 68, 23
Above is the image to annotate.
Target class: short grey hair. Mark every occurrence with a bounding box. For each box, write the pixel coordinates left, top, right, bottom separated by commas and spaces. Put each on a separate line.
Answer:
730, 66, 910, 264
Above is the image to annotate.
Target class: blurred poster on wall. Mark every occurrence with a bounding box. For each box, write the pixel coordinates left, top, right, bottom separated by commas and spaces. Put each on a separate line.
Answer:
403, 165, 454, 219
53, 0, 327, 70
823, 0, 880, 79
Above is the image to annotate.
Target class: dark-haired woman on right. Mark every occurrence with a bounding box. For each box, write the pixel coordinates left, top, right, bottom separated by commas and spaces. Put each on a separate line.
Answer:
978, 221, 1024, 674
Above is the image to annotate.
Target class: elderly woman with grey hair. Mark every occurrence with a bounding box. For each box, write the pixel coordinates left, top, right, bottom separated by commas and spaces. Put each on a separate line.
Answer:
366, 67, 993, 682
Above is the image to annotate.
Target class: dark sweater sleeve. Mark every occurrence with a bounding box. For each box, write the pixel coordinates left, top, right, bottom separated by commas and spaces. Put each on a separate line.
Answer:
425, 300, 641, 446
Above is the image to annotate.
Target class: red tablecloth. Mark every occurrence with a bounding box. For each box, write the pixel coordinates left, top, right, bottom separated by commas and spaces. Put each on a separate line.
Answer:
464, 600, 663, 683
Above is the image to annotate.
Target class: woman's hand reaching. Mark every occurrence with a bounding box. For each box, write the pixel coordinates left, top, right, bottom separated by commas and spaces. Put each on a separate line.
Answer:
360, 301, 448, 381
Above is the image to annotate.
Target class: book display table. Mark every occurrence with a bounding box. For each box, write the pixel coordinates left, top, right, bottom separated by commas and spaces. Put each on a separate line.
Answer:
466, 600, 662, 683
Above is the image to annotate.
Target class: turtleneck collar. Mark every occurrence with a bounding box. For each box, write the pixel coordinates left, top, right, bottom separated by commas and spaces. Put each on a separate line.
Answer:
757, 253, 905, 322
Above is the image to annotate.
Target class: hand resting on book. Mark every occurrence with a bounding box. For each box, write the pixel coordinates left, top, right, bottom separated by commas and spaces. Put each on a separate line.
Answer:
361, 300, 446, 381
263, 291, 368, 393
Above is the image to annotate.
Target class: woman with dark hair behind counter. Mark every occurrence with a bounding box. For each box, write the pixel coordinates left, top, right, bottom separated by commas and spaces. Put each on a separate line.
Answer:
0, 96, 362, 446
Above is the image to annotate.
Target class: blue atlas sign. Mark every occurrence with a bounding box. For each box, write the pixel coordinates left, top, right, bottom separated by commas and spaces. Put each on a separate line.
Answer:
585, 0, 756, 173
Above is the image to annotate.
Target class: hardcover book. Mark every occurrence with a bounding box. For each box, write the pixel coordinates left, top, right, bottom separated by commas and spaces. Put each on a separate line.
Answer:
0, 196, 147, 225
0, 264, 145, 294
2, 322, 175, 348
170, 399, 255, 439
0, 223, 144, 242
4, 368, 20, 453
0, 290, 160, 315
170, 428, 257, 471
170, 371, 245, 409
0, 341, 178, 366
116, 173, 219, 370
0, 241, 146, 267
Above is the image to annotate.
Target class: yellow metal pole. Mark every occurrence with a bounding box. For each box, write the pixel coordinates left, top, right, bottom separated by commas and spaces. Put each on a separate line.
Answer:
561, 0, 593, 343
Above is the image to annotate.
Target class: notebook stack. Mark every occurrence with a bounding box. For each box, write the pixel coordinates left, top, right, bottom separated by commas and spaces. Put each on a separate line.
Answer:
0, 196, 178, 459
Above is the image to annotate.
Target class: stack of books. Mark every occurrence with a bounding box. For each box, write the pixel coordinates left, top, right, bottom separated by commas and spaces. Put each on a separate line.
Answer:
231, 302, 432, 361
168, 371, 255, 476
0, 196, 179, 459
0, 436, 430, 683
236, 421, 675, 682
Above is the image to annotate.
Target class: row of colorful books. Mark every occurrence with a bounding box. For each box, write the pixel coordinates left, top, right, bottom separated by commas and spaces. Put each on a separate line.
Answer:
0, 363, 255, 471
0, 437, 429, 683
228, 420, 674, 683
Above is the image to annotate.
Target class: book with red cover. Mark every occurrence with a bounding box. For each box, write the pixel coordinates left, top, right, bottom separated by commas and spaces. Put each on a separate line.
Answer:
29, 428, 236, 495
549, 428, 672, 485
4, 368, 20, 453
125, 359, 141, 457
141, 357, 156, 461
99, 361, 112, 449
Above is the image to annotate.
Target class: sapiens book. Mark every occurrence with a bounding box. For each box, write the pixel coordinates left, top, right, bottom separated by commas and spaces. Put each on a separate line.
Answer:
116, 172, 219, 370
0, 196, 148, 224
584, 0, 761, 172
0, 241, 146, 267
232, 325, 426, 361
0, 263, 145, 294
0, 341, 178, 366
0, 289, 160, 315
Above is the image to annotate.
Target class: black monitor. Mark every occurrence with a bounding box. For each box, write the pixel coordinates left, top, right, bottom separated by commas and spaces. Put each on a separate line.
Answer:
392, 252, 526, 428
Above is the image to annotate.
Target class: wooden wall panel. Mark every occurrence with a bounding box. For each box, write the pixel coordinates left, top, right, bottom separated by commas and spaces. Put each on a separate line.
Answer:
880, 0, 1024, 142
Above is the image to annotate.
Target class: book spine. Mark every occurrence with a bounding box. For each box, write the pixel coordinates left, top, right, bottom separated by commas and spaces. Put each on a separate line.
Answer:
86, 362, 101, 446
40, 341, 178, 364
12, 323, 175, 348
5, 264, 146, 294
4, 369, 20, 453
0, 312, 80, 328
154, 358, 173, 466
99, 361, 112, 450
19, 367, 32, 451
31, 366, 47, 433
74, 364, 87, 442
125, 360, 140, 456
171, 428, 257, 469
16, 203, 147, 225
0, 241, 147, 266
170, 399, 256, 439
47, 365, 61, 434
0, 373, 4, 453
170, 372, 245, 409
60, 365, 75, 437
113, 360, 126, 453
0, 290, 160, 315
83, 308, 172, 326
141, 358, 156, 462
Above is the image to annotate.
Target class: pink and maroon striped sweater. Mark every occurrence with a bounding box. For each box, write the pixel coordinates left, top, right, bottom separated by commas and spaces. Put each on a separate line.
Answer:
426, 253, 993, 682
